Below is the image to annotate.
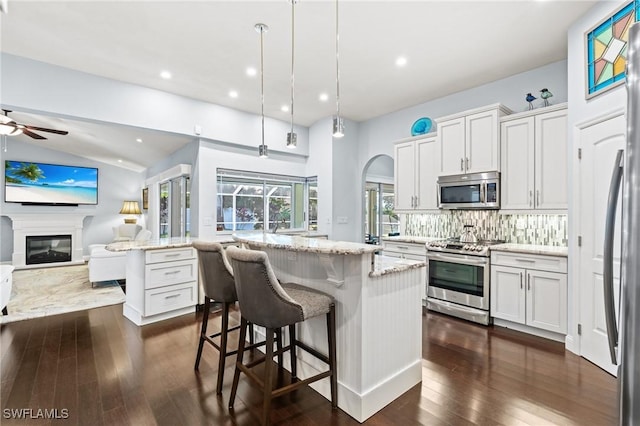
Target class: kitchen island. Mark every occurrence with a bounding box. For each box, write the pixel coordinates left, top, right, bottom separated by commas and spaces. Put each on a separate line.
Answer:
232, 232, 425, 423
106, 237, 198, 326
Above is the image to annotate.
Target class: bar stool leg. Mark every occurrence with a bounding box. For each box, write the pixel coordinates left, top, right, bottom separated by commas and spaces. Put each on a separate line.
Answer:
288, 324, 297, 380
327, 303, 338, 409
216, 302, 230, 395
263, 328, 275, 426
249, 323, 255, 345
194, 297, 211, 370
228, 317, 247, 409
275, 328, 283, 369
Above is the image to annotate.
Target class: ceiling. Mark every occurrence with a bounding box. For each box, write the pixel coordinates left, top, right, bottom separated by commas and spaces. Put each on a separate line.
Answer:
0, 0, 596, 172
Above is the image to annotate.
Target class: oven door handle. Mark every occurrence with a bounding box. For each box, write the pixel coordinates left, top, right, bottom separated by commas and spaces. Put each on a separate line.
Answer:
426, 251, 488, 266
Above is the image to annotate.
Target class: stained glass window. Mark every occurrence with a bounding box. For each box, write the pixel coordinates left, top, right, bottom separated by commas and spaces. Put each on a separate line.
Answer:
586, 0, 640, 98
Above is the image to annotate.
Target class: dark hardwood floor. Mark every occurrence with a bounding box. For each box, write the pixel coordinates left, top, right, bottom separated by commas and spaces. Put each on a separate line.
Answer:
1, 304, 618, 425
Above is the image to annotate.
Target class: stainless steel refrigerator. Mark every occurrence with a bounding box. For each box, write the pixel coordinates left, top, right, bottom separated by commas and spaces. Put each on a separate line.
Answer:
604, 21, 640, 426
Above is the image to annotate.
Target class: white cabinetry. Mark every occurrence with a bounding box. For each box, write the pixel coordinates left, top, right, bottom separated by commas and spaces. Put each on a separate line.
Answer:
491, 251, 567, 338
437, 104, 511, 175
382, 241, 426, 300
394, 134, 439, 211
500, 104, 568, 211
123, 246, 198, 325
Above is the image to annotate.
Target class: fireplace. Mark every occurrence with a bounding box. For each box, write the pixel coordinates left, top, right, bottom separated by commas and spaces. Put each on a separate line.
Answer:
26, 235, 72, 265
4, 214, 89, 269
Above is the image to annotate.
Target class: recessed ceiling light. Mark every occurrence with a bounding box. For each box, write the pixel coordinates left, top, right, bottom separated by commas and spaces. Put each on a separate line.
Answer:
395, 57, 407, 67
319, 93, 329, 102
229, 90, 238, 98
246, 67, 257, 77
136, 138, 143, 143
117, 159, 123, 163
160, 70, 172, 79
281, 105, 289, 112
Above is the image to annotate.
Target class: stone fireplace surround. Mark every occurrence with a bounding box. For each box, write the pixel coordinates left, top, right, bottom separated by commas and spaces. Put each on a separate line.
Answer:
4, 214, 88, 269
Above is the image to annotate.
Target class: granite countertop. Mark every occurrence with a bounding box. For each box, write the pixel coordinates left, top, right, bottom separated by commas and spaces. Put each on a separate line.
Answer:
382, 235, 441, 244
232, 232, 378, 255
490, 243, 568, 257
369, 255, 426, 277
106, 237, 194, 252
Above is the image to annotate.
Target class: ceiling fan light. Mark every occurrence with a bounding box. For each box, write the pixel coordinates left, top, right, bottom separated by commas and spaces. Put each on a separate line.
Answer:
332, 116, 344, 138
9, 127, 23, 136
0, 123, 18, 136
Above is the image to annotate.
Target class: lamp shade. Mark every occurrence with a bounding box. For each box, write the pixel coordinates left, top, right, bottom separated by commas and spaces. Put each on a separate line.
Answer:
120, 200, 141, 223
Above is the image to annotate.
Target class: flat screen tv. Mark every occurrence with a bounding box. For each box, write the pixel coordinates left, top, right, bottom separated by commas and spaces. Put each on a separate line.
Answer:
4, 161, 98, 205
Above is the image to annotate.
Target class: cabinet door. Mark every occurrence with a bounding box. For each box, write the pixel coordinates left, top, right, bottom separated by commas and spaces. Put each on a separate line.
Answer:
466, 109, 499, 173
535, 109, 568, 209
439, 117, 466, 175
415, 136, 439, 210
500, 117, 535, 210
490, 265, 526, 324
394, 141, 416, 211
526, 270, 567, 334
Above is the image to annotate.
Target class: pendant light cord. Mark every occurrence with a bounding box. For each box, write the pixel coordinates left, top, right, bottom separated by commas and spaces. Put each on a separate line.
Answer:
335, 0, 340, 118
260, 25, 265, 147
290, 0, 295, 134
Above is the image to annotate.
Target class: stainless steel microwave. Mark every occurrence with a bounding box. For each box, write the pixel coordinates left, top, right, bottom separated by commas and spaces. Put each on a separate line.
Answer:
437, 171, 500, 209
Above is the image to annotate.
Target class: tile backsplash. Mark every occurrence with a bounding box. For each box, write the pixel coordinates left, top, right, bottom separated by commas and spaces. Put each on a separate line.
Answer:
402, 211, 567, 246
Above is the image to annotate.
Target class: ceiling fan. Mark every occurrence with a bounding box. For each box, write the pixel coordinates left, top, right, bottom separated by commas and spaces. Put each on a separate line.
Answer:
0, 110, 69, 140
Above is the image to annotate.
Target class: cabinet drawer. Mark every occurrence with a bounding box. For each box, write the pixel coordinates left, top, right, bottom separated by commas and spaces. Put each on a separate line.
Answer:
145, 281, 197, 316
145, 247, 195, 264
145, 259, 198, 289
491, 252, 567, 273
383, 242, 425, 257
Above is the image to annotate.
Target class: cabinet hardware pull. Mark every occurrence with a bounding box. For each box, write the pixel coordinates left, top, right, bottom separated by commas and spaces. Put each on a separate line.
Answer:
397, 246, 409, 250
164, 294, 181, 299
415, 196, 419, 207
536, 190, 540, 206
460, 158, 464, 171
164, 270, 181, 275
466, 157, 470, 170
529, 190, 533, 207
164, 253, 181, 257
516, 258, 535, 263
520, 272, 523, 289
527, 274, 531, 290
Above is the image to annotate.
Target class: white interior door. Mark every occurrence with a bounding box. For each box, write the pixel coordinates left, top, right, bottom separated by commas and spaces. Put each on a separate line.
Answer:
577, 113, 625, 376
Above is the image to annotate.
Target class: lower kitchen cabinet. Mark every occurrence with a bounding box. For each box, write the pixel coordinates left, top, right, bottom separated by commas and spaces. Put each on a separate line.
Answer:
383, 241, 427, 300
491, 251, 567, 336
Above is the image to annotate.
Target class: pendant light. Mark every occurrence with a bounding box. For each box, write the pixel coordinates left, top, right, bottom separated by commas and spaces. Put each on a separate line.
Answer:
286, 0, 298, 148
256, 23, 269, 158
332, 0, 344, 138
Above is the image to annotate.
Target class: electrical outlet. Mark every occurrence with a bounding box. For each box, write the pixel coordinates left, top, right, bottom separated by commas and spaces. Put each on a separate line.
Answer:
203, 217, 212, 226
337, 216, 348, 224
194, 124, 202, 135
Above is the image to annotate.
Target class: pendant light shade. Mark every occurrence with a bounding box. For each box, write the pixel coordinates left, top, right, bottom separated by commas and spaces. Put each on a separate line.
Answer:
287, 0, 298, 149
332, 0, 344, 138
256, 23, 269, 158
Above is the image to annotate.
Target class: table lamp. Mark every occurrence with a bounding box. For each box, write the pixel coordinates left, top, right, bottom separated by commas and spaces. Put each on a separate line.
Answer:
119, 200, 141, 224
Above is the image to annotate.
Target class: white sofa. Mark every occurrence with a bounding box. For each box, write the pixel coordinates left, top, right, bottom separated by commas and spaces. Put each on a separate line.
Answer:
89, 229, 151, 285
1, 265, 14, 315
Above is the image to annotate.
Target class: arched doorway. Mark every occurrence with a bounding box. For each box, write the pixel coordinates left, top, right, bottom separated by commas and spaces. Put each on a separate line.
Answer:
361, 154, 398, 244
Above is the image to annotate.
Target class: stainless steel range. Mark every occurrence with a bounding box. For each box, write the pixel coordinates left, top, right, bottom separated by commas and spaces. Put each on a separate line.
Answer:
425, 238, 504, 325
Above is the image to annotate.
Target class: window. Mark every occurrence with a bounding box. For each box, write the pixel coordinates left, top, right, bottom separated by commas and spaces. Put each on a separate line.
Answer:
159, 175, 190, 238
217, 170, 316, 232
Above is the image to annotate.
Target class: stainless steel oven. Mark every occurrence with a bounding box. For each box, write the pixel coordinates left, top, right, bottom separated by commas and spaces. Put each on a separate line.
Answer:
425, 239, 501, 325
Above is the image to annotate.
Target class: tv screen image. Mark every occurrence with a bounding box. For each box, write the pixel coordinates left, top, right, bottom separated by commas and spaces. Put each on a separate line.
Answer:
4, 161, 98, 205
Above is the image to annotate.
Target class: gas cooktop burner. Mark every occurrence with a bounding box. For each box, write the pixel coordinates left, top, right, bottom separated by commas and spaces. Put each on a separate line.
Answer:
426, 238, 505, 256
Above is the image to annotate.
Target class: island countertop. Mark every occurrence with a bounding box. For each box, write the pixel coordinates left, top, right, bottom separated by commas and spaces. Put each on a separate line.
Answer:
232, 232, 379, 255
105, 237, 194, 252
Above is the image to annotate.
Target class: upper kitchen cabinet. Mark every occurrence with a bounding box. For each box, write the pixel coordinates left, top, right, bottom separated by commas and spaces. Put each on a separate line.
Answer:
500, 103, 568, 211
436, 104, 512, 176
394, 133, 439, 211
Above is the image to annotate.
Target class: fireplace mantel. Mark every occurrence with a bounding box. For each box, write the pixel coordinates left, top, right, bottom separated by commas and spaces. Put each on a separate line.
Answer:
4, 214, 90, 269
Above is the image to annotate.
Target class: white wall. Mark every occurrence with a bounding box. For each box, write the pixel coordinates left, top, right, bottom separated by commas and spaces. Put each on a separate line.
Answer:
0, 140, 145, 261
1, 54, 310, 157
566, 0, 628, 354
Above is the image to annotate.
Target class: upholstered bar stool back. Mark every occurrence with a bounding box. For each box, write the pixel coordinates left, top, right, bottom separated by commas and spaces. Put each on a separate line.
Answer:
226, 246, 337, 426
192, 241, 256, 395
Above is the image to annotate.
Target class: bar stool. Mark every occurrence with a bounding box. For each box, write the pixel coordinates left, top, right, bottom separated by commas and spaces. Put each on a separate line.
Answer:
225, 246, 337, 426
193, 241, 262, 395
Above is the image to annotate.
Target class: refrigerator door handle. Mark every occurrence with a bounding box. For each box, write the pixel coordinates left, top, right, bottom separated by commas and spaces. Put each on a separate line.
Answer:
603, 149, 624, 365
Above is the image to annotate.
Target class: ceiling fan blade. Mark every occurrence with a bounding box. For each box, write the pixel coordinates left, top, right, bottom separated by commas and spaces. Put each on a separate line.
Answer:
22, 128, 47, 140
23, 125, 68, 135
